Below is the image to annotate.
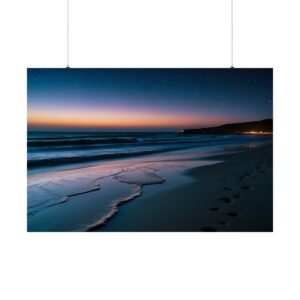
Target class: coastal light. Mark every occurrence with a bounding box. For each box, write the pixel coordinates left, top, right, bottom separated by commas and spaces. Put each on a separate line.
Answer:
243, 131, 272, 135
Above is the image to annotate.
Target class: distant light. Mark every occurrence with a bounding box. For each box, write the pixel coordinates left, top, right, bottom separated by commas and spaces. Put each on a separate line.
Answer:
243, 131, 272, 135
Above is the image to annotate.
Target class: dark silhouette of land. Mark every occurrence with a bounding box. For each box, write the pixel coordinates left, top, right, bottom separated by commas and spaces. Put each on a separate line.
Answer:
180, 119, 273, 135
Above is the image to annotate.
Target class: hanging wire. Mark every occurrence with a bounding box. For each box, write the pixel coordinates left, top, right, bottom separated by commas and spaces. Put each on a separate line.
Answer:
65, 1, 234, 69
66, 0, 70, 68
231, 0, 234, 68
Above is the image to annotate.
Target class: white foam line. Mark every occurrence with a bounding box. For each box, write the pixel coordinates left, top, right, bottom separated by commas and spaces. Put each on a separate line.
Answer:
83, 172, 166, 231
47, 185, 101, 208
91, 169, 128, 183
83, 185, 142, 232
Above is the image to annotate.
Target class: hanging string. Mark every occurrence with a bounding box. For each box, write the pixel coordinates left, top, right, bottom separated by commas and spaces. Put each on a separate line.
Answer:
65, 1, 234, 69
66, 0, 70, 68
231, 0, 234, 68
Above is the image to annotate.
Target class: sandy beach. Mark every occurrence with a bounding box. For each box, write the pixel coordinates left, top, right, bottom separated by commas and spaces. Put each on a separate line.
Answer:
99, 144, 273, 232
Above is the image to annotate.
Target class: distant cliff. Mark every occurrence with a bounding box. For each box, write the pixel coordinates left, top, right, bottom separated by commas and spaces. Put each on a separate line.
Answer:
180, 119, 273, 135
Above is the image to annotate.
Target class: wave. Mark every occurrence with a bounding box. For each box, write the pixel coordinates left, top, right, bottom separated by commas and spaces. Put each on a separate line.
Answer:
28, 165, 166, 231
28, 136, 232, 152
27, 146, 190, 168
28, 137, 138, 147
28, 132, 168, 140
84, 171, 165, 232
84, 185, 143, 231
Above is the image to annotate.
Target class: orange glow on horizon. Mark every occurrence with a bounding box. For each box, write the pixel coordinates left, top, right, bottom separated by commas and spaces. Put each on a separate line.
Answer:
28, 109, 225, 129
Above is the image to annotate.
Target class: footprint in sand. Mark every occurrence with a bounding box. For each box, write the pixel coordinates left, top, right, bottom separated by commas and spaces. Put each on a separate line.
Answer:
219, 221, 229, 226
210, 207, 221, 212
223, 187, 233, 191
241, 185, 250, 190
226, 212, 239, 217
239, 172, 252, 182
218, 196, 232, 204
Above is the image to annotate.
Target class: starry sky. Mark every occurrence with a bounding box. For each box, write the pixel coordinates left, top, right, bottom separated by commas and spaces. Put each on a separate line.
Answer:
27, 68, 272, 132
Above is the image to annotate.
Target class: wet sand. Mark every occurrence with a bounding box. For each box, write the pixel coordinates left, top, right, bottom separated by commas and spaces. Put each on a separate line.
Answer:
27, 150, 220, 232
100, 144, 273, 232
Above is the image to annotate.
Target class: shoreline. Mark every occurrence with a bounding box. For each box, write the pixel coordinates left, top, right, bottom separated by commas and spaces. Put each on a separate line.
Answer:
99, 144, 273, 232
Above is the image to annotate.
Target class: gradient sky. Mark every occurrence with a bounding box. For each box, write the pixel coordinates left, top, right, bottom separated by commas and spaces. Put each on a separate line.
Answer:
27, 68, 272, 132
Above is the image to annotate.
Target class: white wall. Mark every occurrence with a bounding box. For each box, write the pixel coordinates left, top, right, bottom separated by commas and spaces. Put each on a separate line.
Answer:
0, 1, 300, 300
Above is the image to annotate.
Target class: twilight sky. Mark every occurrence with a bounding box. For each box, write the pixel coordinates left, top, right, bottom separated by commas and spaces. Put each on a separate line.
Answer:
27, 68, 272, 132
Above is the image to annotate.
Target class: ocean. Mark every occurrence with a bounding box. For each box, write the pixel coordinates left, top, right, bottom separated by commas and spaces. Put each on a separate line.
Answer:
28, 131, 271, 169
